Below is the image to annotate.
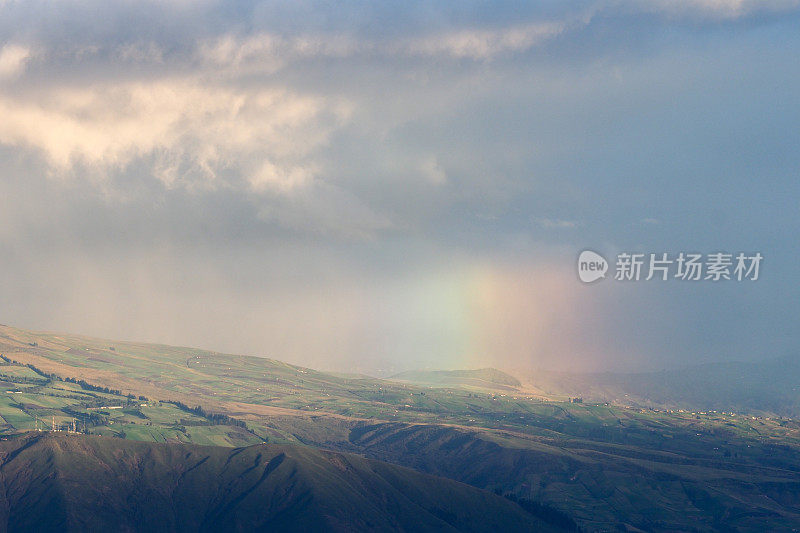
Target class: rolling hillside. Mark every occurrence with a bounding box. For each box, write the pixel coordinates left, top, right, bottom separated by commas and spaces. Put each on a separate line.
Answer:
340, 421, 800, 532
1, 323, 800, 531
0, 433, 559, 533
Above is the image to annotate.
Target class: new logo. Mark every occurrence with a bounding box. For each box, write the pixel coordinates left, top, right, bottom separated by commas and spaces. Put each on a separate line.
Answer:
578, 250, 608, 283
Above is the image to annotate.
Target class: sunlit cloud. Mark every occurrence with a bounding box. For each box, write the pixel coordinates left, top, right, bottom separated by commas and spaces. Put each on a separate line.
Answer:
399, 22, 566, 60
0, 44, 31, 79
0, 79, 348, 193
199, 21, 566, 66
634, 0, 800, 19
198, 32, 359, 73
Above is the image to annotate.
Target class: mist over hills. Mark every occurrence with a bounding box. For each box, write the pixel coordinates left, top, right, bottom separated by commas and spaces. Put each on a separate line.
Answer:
528, 355, 800, 416
0, 1, 797, 531
389, 368, 522, 391
1, 323, 800, 531
388, 355, 800, 417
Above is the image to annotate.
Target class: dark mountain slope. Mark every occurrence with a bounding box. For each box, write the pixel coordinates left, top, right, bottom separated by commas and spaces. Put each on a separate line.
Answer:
343, 422, 800, 532
0, 433, 557, 533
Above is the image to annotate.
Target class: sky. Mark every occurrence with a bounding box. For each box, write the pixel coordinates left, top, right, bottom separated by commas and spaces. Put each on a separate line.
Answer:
0, 0, 798, 375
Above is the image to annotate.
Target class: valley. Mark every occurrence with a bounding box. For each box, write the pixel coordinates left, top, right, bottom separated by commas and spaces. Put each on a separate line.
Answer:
0, 324, 799, 531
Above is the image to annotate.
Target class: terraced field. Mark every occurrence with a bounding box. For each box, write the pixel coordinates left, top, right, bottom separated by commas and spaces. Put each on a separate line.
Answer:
1, 323, 799, 531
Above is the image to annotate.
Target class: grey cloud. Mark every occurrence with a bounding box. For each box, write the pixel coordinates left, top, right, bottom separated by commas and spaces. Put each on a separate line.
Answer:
0, 0, 797, 373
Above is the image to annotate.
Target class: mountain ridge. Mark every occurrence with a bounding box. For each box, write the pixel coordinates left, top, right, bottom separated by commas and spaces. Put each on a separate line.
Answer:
0, 432, 559, 532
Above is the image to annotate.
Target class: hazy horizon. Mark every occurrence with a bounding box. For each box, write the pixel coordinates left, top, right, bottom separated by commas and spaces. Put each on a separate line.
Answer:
1, 1, 798, 375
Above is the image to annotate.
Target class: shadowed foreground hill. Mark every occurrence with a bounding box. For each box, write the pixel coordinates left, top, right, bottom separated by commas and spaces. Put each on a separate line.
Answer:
344, 422, 800, 531
0, 433, 557, 533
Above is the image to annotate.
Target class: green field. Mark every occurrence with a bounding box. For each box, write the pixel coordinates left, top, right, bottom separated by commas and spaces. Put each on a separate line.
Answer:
0, 351, 265, 447
1, 324, 800, 531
